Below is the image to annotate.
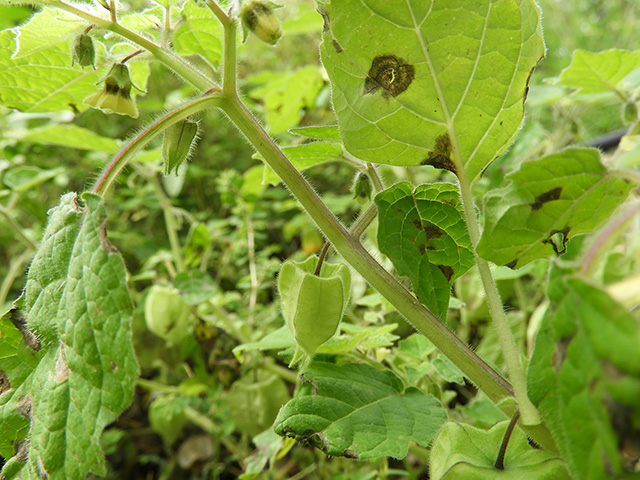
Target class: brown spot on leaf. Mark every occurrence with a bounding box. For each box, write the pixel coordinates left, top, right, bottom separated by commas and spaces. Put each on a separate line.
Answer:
342, 449, 360, 459
0, 369, 9, 394
332, 39, 342, 53
364, 55, 415, 98
552, 337, 571, 372
7, 302, 41, 352
55, 346, 69, 383
99, 217, 117, 253
413, 218, 422, 230
506, 259, 518, 269
531, 187, 562, 211
543, 226, 570, 256
17, 393, 33, 418
421, 134, 457, 175
317, 8, 330, 32
437, 265, 454, 282
424, 222, 443, 239
418, 244, 426, 255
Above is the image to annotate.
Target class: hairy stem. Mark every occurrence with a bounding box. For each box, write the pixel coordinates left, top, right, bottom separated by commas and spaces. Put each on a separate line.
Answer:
456, 170, 541, 426
93, 95, 221, 196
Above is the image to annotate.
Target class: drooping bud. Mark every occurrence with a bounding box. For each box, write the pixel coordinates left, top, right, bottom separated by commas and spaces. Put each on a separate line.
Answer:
352, 172, 372, 204
83, 62, 139, 118
240, 0, 282, 45
72, 33, 95, 68
162, 119, 199, 175
278, 256, 351, 368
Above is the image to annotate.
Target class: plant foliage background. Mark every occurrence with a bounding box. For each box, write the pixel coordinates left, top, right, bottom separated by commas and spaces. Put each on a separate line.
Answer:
0, 0, 639, 479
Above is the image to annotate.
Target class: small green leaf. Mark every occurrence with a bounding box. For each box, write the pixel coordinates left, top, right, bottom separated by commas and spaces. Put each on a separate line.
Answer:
247, 66, 325, 134
261, 141, 343, 185
527, 277, 640, 478
430, 421, 569, 479
432, 356, 465, 385
21, 125, 120, 153
289, 124, 341, 142
0, 193, 139, 479
397, 333, 436, 360
172, 0, 223, 66
477, 148, 633, 268
278, 256, 350, 367
375, 182, 474, 319
554, 49, 640, 95
2, 166, 63, 192
274, 361, 447, 460
319, 0, 545, 182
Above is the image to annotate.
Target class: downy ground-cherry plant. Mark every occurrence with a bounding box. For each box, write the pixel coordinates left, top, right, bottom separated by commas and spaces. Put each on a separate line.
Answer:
0, 0, 639, 478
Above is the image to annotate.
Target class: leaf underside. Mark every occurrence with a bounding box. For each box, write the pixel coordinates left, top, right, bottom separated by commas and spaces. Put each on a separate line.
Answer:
476, 148, 633, 268
375, 182, 474, 319
318, 0, 545, 182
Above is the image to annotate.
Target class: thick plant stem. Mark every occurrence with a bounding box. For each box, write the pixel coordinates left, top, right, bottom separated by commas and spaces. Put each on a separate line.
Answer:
457, 171, 541, 426
93, 95, 221, 196
222, 97, 510, 399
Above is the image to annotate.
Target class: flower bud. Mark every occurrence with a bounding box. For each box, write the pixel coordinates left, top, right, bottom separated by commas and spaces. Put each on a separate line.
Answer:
162, 119, 199, 175
144, 285, 194, 343
72, 33, 95, 68
622, 101, 639, 124
278, 256, 351, 368
241, 0, 282, 45
83, 62, 139, 118
352, 172, 372, 204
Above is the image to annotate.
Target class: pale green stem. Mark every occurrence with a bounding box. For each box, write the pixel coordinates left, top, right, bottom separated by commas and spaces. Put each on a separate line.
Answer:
366, 162, 384, 193
261, 360, 299, 384
0, 250, 33, 308
243, 207, 259, 325
93, 95, 222, 196
133, 163, 186, 273
456, 170, 541, 426
56, 1, 215, 91
0, 204, 37, 250
205, 1, 237, 94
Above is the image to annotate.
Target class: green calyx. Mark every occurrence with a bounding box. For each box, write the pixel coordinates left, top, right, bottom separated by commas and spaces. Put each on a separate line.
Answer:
278, 256, 351, 368
72, 33, 95, 68
240, 0, 282, 45
162, 119, 199, 175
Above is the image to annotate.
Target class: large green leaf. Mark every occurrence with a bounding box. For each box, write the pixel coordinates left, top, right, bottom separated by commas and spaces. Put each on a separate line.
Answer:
318, 0, 545, 182
375, 182, 474, 319
476, 148, 632, 268
0, 193, 139, 479
274, 361, 447, 460
554, 49, 640, 95
527, 277, 640, 479
430, 421, 568, 479
20, 125, 120, 153
0, 13, 100, 114
172, 0, 223, 67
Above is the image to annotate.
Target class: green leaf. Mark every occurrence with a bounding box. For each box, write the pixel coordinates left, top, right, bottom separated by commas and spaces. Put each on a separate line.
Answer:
289, 124, 341, 142
232, 326, 294, 363
318, 0, 545, 182
0, 24, 101, 113
430, 421, 568, 479
375, 182, 474, 319
274, 361, 447, 460
261, 141, 344, 185
20, 125, 120, 152
12, 7, 81, 60
0, 193, 139, 479
1, 166, 63, 192
172, 0, 223, 67
476, 148, 633, 268
247, 66, 325, 134
527, 277, 640, 478
432, 356, 465, 385
554, 49, 640, 95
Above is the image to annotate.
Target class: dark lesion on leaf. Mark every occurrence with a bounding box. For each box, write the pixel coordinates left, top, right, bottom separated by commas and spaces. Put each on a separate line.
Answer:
317, 8, 330, 32
99, 217, 118, 253
6, 300, 41, 352
421, 134, 457, 175
531, 187, 562, 211
437, 265, 454, 282
506, 259, 518, 269
0, 369, 9, 395
543, 226, 570, 256
364, 55, 415, 99
332, 39, 343, 53
552, 336, 572, 372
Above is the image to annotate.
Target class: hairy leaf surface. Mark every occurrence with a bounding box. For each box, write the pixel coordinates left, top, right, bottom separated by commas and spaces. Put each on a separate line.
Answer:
527, 277, 640, 479
0, 193, 139, 479
477, 148, 632, 268
274, 361, 447, 460
375, 182, 474, 319
318, 0, 545, 182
